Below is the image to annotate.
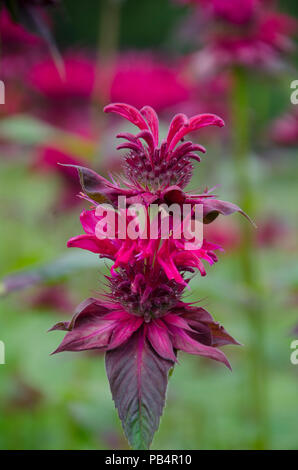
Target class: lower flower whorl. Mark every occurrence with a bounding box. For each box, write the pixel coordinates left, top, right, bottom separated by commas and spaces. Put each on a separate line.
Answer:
108, 265, 185, 322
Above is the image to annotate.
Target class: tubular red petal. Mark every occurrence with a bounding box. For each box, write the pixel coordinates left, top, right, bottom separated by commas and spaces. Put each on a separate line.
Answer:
135, 130, 155, 155
140, 106, 159, 146
104, 103, 149, 131
67, 235, 102, 253
80, 209, 98, 234
166, 113, 188, 149
116, 142, 142, 153
168, 113, 224, 152
67, 235, 117, 257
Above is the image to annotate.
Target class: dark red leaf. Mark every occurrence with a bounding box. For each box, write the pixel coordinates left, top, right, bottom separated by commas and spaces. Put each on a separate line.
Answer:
105, 328, 174, 449
203, 198, 255, 226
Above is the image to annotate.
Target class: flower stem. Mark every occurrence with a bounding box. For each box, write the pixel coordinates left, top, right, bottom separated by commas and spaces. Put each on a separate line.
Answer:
231, 66, 269, 449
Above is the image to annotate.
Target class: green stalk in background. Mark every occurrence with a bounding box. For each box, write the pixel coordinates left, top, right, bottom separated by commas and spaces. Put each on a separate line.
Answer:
92, 0, 122, 138
231, 66, 269, 449
97, 0, 122, 102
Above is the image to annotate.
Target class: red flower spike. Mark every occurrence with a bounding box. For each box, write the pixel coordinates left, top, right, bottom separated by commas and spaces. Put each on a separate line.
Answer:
51, 103, 243, 450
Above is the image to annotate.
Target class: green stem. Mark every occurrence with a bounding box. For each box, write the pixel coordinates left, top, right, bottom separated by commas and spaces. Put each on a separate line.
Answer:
97, 0, 122, 102
231, 67, 269, 449
92, 0, 122, 139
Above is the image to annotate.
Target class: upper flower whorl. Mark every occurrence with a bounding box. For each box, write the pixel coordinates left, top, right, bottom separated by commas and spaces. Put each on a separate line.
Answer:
104, 103, 224, 190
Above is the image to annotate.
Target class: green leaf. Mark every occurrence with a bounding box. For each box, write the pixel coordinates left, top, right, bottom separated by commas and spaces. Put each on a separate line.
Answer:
0, 115, 96, 158
0, 115, 55, 145
0, 252, 102, 295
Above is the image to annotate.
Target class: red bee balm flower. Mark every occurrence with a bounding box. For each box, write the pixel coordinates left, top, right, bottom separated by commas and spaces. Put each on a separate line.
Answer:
51, 269, 238, 449
51, 103, 243, 450
70, 103, 247, 218
67, 207, 223, 285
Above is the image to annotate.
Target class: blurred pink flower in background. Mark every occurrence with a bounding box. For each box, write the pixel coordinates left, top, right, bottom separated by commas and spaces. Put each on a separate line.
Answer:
257, 217, 290, 248
184, 0, 297, 74
29, 53, 97, 136
0, 9, 41, 46
6, 376, 43, 412
34, 145, 120, 213
0, 83, 28, 116
270, 109, 298, 146
104, 52, 192, 113
205, 215, 291, 251
30, 53, 96, 99
35, 146, 86, 210
176, 63, 230, 118
211, 0, 257, 24
0, 9, 45, 79
192, 0, 259, 25
27, 284, 75, 313
204, 219, 241, 251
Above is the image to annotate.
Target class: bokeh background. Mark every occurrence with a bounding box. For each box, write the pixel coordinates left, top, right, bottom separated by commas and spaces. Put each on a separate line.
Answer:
0, 0, 297, 450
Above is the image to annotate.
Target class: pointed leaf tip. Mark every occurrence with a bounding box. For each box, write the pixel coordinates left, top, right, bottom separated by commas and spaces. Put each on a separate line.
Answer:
105, 329, 174, 449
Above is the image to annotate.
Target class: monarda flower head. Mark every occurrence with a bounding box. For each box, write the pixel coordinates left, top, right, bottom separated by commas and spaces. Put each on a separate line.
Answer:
51, 103, 243, 450
51, 259, 239, 449
72, 103, 247, 220
67, 206, 223, 285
